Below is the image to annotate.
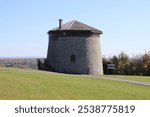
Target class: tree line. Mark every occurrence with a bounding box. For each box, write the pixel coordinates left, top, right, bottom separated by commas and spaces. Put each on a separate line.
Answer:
103, 51, 150, 76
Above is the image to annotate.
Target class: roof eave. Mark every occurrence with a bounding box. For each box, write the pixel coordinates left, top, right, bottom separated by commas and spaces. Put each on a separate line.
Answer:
48, 30, 103, 34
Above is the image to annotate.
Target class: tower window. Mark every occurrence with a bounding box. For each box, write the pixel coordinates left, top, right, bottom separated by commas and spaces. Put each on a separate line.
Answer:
70, 54, 76, 62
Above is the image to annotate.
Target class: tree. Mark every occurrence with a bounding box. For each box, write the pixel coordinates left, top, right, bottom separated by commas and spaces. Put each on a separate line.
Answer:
132, 54, 143, 75
143, 51, 150, 75
102, 51, 150, 76
118, 51, 129, 75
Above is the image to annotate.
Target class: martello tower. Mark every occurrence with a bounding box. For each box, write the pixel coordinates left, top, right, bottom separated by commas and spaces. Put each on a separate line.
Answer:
46, 19, 103, 75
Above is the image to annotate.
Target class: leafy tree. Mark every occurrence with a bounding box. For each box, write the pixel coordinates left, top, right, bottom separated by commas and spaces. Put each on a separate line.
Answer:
131, 55, 143, 75
102, 51, 150, 76
143, 51, 150, 75
118, 51, 129, 75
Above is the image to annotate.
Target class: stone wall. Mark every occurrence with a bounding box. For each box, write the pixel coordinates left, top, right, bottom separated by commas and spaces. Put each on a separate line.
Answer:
47, 34, 103, 75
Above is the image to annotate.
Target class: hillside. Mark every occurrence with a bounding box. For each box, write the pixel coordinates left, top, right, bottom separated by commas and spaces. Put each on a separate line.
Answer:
0, 67, 150, 100
0, 58, 38, 69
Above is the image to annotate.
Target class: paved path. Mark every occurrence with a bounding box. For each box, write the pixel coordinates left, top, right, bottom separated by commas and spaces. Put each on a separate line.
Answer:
95, 76, 150, 87
73, 74, 150, 87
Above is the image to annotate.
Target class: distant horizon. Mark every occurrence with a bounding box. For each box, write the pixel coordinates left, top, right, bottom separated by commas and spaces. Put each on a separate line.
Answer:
0, 56, 46, 59
0, 49, 150, 59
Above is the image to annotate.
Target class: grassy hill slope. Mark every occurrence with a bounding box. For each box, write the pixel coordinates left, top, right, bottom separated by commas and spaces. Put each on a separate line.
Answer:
0, 68, 150, 100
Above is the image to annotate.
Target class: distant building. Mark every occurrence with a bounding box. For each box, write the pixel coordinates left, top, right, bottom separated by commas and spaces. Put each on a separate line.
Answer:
38, 19, 103, 75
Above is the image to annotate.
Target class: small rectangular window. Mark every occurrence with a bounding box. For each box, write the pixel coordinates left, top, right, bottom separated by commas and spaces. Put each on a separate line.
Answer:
70, 54, 76, 62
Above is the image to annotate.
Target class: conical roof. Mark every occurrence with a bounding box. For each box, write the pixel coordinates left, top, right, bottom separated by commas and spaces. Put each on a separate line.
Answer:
48, 20, 103, 34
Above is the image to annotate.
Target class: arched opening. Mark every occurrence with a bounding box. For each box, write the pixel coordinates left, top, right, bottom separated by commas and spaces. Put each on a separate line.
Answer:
70, 54, 76, 62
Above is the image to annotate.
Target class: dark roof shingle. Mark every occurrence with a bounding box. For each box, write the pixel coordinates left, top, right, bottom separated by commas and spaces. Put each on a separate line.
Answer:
48, 20, 102, 34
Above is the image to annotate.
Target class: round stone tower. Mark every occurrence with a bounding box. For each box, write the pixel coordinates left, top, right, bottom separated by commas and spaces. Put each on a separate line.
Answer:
46, 19, 103, 75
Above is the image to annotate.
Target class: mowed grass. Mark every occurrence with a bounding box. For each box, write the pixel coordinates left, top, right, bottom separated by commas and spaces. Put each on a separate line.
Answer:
0, 67, 150, 100
106, 75, 150, 82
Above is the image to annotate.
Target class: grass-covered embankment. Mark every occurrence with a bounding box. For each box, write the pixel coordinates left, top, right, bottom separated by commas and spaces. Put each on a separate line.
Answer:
0, 68, 150, 100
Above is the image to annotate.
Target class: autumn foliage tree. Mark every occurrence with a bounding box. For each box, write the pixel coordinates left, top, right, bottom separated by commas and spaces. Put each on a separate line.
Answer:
103, 51, 150, 76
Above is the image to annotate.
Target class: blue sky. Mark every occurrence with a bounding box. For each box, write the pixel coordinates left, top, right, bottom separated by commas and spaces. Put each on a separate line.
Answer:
0, 0, 150, 57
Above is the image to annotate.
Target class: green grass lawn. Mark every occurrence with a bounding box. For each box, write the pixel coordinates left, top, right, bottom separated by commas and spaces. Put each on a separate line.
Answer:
106, 75, 150, 82
0, 67, 150, 100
